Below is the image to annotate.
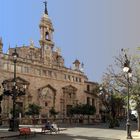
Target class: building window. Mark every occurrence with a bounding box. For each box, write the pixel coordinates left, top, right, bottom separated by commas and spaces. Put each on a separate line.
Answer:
68, 75, 71, 81
76, 77, 78, 82
64, 74, 67, 80
45, 102, 48, 106
17, 66, 22, 73
87, 85, 90, 91
79, 78, 81, 82
42, 70, 47, 76
21, 66, 24, 73
92, 99, 95, 106
87, 97, 90, 105
35, 69, 41, 75
3, 63, 8, 70
53, 72, 57, 79
69, 93, 71, 98
24, 67, 29, 73
48, 70, 52, 77
72, 76, 75, 81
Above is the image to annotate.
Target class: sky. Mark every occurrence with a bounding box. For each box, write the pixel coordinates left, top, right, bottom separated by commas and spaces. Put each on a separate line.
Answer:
0, 0, 140, 83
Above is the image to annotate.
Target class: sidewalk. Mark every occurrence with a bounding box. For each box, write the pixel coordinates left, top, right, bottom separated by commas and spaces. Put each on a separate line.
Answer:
0, 128, 19, 138
0, 125, 67, 139
0, 125, 140, 139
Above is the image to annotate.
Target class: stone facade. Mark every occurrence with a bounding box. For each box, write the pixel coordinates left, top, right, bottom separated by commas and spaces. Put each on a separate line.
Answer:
0, 4, 100, 121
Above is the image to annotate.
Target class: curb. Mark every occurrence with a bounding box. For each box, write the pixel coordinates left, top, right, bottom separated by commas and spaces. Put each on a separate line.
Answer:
0, 135, 19, 139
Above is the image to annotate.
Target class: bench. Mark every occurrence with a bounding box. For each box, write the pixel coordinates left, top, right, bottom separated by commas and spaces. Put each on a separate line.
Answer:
19, 127, 35, 138
41, 125, 59, 134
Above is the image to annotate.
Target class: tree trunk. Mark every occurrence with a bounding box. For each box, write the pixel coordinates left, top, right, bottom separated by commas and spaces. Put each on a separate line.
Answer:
53, 115, 56, 122
137, 111, 140, 131
32, 115, 36, 125
88, 115, 90, 124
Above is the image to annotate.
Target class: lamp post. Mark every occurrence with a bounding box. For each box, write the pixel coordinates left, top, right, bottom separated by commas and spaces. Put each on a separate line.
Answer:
12, 48, 18, 131
2, 48, 26, 131
122, 51, 132, 139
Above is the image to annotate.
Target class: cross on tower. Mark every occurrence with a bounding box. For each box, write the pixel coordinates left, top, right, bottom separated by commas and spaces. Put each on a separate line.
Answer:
43, 1, 48, 15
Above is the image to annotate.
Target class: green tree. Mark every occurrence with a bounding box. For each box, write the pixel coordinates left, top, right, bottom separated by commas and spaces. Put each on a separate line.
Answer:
102, 48, 140, 130
10, 106, 23, 118
25, 103, 41, 116
69, 104, 96, 124
49, 107, 58, 121
130, 48, 140, 131
25, 103, 41, 125
81, 104, 96, 124
131, 83, 140, 131
99, 87, 124, 128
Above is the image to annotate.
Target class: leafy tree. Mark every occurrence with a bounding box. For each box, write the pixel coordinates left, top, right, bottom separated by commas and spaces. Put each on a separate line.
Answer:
131, 83, 140, 130
81, 104, 96, 123
10, 106, 23, 118
49, 107, 58, 120
99, 86, 124, 128
25, 103, 41, 117
81, 104, 96, 115
130, 49, 140, 131
69, 104, 96, 123
102, 48, 140, 130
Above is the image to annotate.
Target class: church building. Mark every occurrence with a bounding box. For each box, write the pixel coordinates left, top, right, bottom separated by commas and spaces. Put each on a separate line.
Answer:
0, 2, 100, 123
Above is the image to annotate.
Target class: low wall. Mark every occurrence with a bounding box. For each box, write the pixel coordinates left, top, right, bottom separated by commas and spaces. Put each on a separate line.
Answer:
1, 117, 101, 126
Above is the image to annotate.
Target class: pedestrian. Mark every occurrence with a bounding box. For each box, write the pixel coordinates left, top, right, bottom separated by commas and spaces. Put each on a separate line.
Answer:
45, 121, 51, 129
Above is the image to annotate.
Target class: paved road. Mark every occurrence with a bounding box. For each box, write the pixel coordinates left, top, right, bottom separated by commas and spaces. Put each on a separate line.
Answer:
1, 132, 124, 140
2, 122, 139, 140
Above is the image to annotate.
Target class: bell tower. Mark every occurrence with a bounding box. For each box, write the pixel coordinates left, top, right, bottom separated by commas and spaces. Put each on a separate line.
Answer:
39, 1, 54, 64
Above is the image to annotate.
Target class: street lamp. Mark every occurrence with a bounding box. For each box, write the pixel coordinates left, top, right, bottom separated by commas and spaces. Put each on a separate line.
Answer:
122, 51, 133, 139
2, 48, 26, 131
12, 48, 18, 132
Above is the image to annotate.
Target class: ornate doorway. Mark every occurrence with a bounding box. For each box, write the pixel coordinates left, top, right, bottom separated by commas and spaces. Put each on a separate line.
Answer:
38, 84, 56, 117
61, 85, 77, 117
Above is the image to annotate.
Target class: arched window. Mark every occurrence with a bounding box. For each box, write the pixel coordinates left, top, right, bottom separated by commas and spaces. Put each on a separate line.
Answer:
45, 32, 49, 40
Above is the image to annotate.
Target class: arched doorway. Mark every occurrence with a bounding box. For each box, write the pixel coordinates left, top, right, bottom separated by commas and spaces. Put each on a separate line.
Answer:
38, 84, 56, 118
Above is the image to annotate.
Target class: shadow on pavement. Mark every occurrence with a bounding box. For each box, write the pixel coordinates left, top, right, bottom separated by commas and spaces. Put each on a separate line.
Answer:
59, 121, 137, 131
4, 133, 120, 140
